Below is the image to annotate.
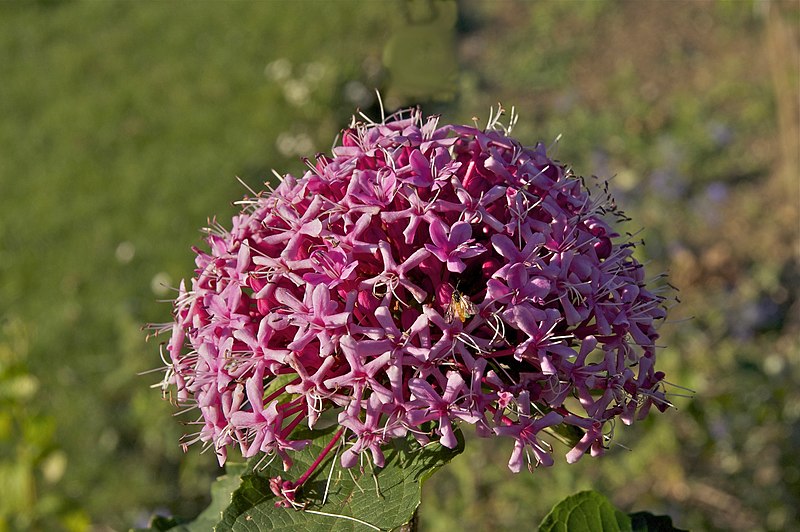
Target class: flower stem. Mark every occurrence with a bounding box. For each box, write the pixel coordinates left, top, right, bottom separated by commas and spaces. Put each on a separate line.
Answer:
294, 427, 345, 488
263, 376, 301, 405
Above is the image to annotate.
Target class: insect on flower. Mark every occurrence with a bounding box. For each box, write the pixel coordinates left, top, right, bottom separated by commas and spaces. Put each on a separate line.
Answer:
445, 287, 478, 323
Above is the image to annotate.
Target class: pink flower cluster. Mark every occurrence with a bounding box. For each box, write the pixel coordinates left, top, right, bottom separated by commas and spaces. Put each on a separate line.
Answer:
162, 108, 670, 478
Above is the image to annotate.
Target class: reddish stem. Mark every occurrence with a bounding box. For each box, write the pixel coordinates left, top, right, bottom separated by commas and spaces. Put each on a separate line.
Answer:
294, 427, 345, 488
280, 409, 307, 440
280, 402, 306, 419
263, 376, 301, 405
486, 404, 514, 426
480, 347, 516, 359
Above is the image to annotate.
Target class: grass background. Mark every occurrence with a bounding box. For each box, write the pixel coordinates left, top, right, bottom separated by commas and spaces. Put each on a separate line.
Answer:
0, 1, 797, 530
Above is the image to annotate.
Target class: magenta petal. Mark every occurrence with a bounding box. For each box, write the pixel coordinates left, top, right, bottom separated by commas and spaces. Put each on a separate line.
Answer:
491, 234, 520, 260
301, 218, 323, 236
449, 221, 472, 243
409, 149, 432, 185
341, 448, 358, 468
487, 278, 511, 300
370, 446, 386, 468
428, 219, 449, 248
446, 257, 467, 273
424, 243, 449, 263
439, 418, 458, 449
507, 440, 524, 473
311, 284, 329, 311
506, 263, 528, 289
403, 216, 423, 245
457, 245, 486, 259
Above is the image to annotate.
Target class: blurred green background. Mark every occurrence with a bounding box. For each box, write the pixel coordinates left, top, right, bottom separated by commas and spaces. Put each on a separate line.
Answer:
0, 0, 797, 530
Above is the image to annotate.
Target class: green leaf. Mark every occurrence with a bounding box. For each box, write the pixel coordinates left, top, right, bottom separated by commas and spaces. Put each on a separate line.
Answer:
538, 490, 632, 532
137, 463, 248, 532
629, 511, 688, 532
543, 422, 586, 448
187, 463, 248, 531
263, 373, 300, 406
213, 426, 464, 531
140, 515, 187, 532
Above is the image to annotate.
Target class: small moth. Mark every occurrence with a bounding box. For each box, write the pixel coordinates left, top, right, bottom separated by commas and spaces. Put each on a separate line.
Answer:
445, 288, 478, 323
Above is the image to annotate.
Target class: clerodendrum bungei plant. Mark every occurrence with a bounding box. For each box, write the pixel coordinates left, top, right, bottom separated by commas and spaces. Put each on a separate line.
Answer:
152, 106, 676, 529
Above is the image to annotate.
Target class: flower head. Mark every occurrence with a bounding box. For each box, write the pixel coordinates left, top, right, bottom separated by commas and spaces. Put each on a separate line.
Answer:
159, 106, 671, 478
